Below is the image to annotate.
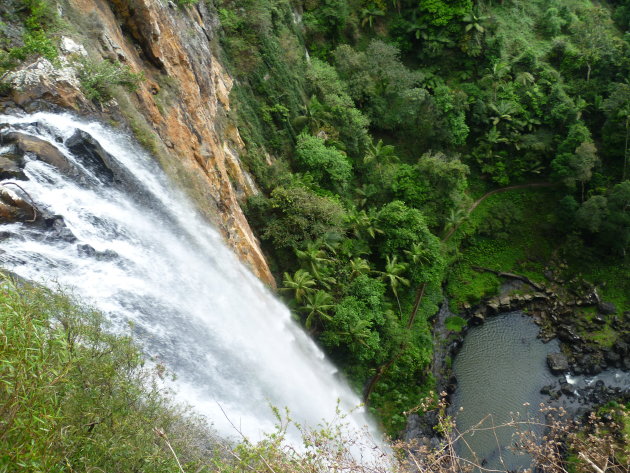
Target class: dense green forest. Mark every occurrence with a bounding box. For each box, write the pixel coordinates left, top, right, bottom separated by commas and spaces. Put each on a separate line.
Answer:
212, 0, 630, 433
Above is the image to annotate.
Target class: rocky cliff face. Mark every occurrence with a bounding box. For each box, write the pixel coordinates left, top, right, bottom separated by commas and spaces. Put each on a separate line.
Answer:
3, 0, 275, 286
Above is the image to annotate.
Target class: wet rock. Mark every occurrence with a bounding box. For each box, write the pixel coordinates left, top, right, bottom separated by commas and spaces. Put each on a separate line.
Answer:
77, 243, 117, 261
604, 348, 620, 364
0, 153, 26, 180
66, 130, 115, 183
404, 410, 439, 441
3, 131, 72, 173
470, 311, 485, 325
487, 300, 499, 314
557, 325, 582, 343
560, 383, 576, 396
597, 301, 617, 315
77, 243, 97, 257
47, 216, 77, 242
615, 340, 629, 356
540, 384, 554, 395
579, 354, 603, 375
446, 374, 457, 394
547, 352, 570, 374
0, 184, 37, 222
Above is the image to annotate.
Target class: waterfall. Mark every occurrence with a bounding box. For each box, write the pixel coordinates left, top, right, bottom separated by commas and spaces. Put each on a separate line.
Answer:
0, 112, 378, 446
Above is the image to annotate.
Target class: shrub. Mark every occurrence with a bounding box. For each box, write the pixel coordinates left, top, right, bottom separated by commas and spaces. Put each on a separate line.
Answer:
77, 58, 144, 103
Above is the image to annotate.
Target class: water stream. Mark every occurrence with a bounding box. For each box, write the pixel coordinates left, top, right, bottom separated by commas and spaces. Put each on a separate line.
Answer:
0, 112, 377, 446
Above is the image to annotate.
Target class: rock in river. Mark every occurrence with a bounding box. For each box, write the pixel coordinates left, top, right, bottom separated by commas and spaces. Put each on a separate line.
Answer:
547, 352, 570, 374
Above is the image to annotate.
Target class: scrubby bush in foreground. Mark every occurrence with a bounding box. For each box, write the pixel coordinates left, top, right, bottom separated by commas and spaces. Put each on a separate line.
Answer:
0, 274, 217, 472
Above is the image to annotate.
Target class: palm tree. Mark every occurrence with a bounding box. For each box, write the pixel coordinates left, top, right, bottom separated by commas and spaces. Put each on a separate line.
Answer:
338, 319, 372, 347
462, 10, 489, 34
302, 290, 334, 331
360, 5, 385, 29
295, 242, 330, 279
346, 209, 383, 240
378, 255, 410, 316
515, 71, 535, 87
481, 62, 511, 102
443, 208, 469, 234
364, 138, 398, 180
488, 101, 517, 127
292, 96, 331, 135
353, 183, 373, 208
281, 269, 316, 303
404, 242, 432, 266
349, 257, 371, 279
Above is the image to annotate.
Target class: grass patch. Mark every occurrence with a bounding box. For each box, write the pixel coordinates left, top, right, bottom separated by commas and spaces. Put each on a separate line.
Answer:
445, 315, 467, 332
584, 324, 619, 349
446, 188, 557, 309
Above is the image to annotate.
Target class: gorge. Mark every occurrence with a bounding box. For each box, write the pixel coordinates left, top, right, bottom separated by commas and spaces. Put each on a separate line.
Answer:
0, 0, 629, 471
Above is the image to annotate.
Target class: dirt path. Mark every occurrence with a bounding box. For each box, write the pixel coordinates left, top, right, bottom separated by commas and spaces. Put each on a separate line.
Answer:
442, 182, 553, 243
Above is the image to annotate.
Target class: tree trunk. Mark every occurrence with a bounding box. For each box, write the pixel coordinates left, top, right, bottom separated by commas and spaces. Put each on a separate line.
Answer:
623, 115, 629, 181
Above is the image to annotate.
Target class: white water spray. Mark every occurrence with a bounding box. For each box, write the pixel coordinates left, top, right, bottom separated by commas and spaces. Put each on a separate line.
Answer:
0, 112, 380, 446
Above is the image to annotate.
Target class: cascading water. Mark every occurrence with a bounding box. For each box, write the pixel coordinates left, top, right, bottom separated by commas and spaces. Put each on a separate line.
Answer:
0, 112, 379, 446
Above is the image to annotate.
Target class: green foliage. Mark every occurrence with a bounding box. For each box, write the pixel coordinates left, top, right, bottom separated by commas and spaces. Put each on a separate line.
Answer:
332, 41, 432, 133
220, 0, 630, 436
303, 0, 351, 56
445, 315, 467, 332
0, 276, 218, 472
305, 59, 371, 158
77, 58, 144, 103
376, 201, 434, 258
392, 152, 469, 228
246, 186, 346, 250
433, 85, 470, 146
13, 29, 56, 60
0, 0, 58, 69
294, 133, 352, 188
418, 0, 472, 27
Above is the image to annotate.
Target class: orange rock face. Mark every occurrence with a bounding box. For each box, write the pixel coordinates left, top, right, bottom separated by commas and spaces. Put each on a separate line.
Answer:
60, 0, 275, 286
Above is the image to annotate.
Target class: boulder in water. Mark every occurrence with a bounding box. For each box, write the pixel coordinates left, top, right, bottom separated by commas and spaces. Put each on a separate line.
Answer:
540, 384, 554, 395
2, 131, 72, 173
547, 352, 569, 374
66, 129, 115, 183
0, 153, 26, 180
0, 184, 37, 222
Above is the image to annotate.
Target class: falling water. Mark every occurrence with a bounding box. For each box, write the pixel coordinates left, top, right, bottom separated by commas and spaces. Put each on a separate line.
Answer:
0, 112, 378, 445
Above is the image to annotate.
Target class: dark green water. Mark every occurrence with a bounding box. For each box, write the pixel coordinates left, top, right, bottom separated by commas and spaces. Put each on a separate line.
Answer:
451, 311, 560, 471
